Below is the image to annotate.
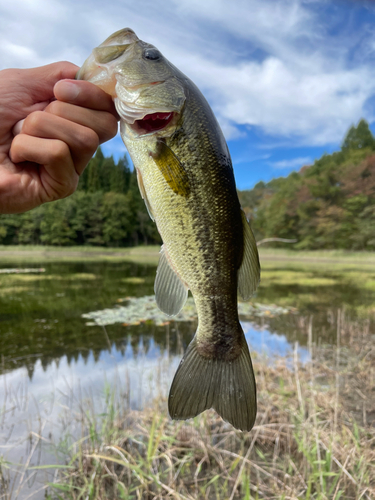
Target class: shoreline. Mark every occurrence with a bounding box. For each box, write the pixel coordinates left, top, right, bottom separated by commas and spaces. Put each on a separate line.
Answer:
1, 245, 375, 267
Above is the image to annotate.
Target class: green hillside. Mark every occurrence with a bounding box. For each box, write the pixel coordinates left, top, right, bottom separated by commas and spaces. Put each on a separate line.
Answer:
0, 148, 161, 247
239, 119, 375, 250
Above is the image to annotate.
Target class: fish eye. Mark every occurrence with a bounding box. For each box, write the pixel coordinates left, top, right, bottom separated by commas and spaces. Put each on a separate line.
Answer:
143, 48, 161, 61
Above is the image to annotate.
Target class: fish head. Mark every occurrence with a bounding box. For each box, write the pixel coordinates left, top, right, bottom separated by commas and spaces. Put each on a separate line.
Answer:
77, 28, 186, 139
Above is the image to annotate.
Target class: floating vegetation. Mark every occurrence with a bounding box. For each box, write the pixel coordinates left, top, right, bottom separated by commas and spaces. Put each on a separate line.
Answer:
0, 267, 45, 274
121, 277, 146, 284
238, 300, 295, 318
82, 295, 295, 327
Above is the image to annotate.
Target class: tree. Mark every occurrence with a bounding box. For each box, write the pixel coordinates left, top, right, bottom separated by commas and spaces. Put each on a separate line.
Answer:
87, 147, 105, 192
341, 119, 375, 151
17, 209, 43, 244
101, 192, 134, 246
82, 192, 105, 246
40, 202, 75, 246
110, 155, 131, 194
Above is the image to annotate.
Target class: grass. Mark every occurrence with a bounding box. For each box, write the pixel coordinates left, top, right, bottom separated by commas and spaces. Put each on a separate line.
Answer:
258, 247, 375, 265
0, 245, 161, 265
2, 313, 373, 500
2, 245, 375, 266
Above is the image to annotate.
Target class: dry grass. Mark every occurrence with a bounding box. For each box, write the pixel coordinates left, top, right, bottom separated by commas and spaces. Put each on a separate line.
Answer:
10, 313, 369, 500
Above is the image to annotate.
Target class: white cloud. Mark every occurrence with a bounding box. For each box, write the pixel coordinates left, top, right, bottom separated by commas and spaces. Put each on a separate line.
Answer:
232, 153, 271, 166
1, 0, 375, 147
270, 156, 313, 169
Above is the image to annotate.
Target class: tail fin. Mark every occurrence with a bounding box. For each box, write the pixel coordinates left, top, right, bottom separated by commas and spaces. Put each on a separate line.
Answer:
168, 330, 257, 431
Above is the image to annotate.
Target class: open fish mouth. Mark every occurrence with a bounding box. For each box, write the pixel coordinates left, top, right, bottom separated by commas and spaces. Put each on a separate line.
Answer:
114, 78, 185, 137
135, 111, 175, 134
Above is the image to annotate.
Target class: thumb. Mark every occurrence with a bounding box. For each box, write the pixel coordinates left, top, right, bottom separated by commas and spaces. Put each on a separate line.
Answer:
26, 62, 79, 101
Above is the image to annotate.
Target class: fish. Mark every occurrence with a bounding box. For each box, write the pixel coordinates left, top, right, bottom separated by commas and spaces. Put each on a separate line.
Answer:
77, 28, 261, 431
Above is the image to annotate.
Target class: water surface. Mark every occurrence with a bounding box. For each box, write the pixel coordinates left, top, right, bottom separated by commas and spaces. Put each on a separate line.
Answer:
1, 257, 374, 498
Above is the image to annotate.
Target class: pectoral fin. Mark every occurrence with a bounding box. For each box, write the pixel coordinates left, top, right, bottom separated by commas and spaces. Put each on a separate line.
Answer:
238, 210, 260, 300
154, 246, 188, 316
151, 141, 190, 197
136, 168, 154, 221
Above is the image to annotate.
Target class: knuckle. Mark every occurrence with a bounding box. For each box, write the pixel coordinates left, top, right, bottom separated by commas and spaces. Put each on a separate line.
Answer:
64, 176, 79, 197
48, 172, 79, 202
77, 127, 99, 154
98, 114, 119, 143
23, 111, 45, 133
95, 111, 118, 144
53, 140, 70, 163
45, 100, 64, 116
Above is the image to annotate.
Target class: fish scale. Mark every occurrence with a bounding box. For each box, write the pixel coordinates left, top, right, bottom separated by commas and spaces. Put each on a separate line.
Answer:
77, 28, 261, 431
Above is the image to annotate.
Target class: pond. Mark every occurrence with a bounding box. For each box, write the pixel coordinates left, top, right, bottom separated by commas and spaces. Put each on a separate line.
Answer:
1, 255, 374, 498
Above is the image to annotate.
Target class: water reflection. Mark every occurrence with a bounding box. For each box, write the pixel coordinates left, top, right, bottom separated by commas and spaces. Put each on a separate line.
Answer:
1, 319, 308, 499
243, 322, 310, 362
1, 259, 374, 376
0, 342, 178, 499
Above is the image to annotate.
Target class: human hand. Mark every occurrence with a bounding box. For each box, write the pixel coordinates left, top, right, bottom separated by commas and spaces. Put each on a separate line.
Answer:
0, 62, 118, 214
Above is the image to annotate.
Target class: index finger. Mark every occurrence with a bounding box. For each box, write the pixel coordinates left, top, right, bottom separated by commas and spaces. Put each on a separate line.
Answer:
54, 79, 118, 115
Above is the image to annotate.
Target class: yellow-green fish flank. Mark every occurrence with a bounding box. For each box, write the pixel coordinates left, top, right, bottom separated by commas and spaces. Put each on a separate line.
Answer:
78, 28, 261, 431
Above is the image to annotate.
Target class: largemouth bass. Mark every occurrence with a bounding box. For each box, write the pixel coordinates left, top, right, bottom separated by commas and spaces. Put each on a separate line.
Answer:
77, 28, 261, 431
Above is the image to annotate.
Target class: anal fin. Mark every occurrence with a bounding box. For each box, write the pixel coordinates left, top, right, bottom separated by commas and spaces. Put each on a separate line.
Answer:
154, 246, 188, 316
238, 210, 260, 300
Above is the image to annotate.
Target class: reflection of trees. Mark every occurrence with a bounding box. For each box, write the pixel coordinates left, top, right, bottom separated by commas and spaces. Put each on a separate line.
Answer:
3, 309, 374, 380
1, 318, 199, 379
130, 334, 140, 358
26, 363, 35, 379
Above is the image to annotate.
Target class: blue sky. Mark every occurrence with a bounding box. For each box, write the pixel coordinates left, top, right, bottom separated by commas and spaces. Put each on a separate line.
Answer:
1, 0, 375, 189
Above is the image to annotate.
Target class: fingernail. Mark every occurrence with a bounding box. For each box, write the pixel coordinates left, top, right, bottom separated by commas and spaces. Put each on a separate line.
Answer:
56, 80, 80, 101
12, 119, 25, 136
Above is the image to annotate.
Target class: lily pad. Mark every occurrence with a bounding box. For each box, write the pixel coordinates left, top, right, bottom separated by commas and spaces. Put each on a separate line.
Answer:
82, 295, 295, 327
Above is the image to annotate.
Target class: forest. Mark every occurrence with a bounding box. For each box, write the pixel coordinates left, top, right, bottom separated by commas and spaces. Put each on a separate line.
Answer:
0, 148, 161, 247
239, 119, 375, 250
1, 119, 375, 249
